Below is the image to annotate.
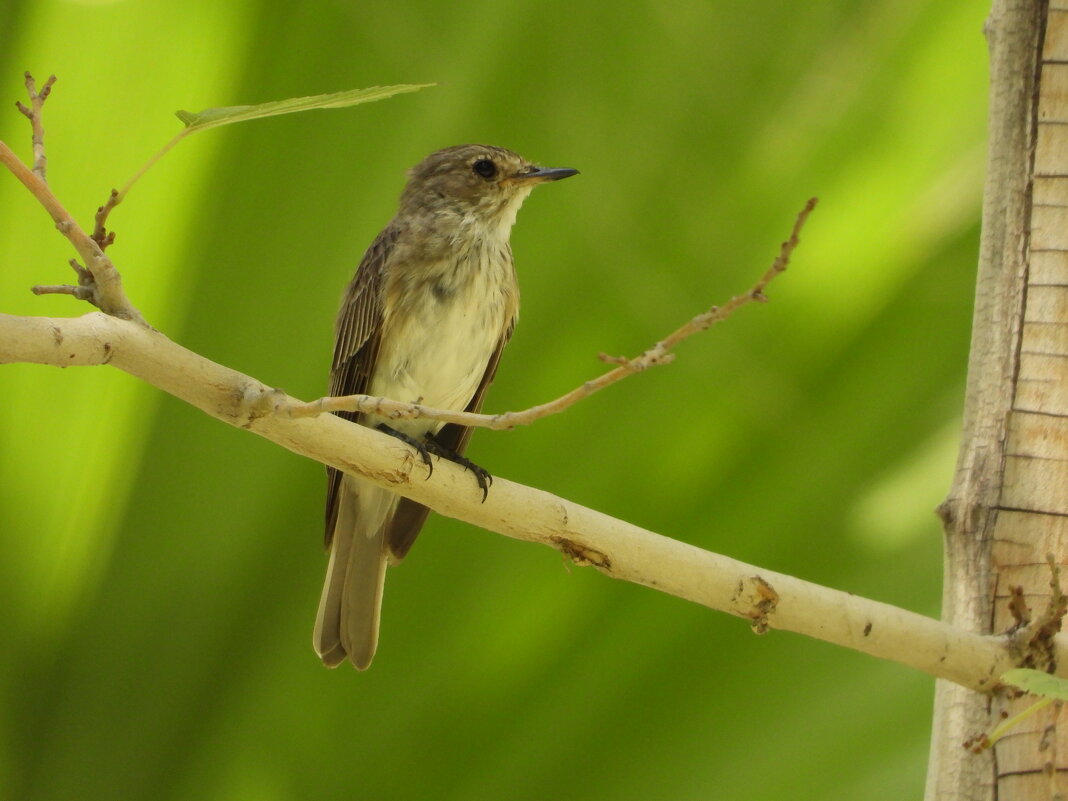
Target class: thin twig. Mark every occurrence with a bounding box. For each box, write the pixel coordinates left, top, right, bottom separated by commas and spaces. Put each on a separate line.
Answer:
14, 72, 55, 182
0, 138, 145, 324
287, 198, 819, 428
93, 189, 120, 251
29, 259, 99, 304
1, 76, 147, 325
31, 284, 94, 301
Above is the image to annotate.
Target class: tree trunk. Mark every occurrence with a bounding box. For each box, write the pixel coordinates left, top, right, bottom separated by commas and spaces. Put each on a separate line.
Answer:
926, 1, 1068, 798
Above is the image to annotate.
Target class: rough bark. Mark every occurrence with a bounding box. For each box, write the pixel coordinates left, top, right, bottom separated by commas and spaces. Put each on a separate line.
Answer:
926, 1, 1068, 798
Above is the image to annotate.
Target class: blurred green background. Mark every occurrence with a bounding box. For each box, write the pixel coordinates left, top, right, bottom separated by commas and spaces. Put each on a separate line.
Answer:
0, 0, 986, 799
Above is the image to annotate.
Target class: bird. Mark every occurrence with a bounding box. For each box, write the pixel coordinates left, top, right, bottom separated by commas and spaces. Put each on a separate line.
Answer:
313, 144, 578, 669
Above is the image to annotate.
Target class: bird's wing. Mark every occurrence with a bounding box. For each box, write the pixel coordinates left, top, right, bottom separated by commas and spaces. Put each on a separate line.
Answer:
385, 318, 516, 561
324, 224, 398, 547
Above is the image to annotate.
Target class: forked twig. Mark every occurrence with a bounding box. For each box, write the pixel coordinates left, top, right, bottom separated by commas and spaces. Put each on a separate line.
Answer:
14, 71, 55, 181
93, 189, 120, 251
1, 72, 146, 324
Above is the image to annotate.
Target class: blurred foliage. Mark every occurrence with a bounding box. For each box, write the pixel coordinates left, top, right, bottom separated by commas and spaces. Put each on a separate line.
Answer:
0, 0, 986, 799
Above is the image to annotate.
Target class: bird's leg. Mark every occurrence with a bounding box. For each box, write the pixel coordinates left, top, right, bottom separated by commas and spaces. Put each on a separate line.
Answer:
375, 424, 435, 477
423, 433, 492, 502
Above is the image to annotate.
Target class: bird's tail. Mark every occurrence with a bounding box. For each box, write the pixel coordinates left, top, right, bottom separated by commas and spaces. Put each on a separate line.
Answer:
313, 477, 395, 669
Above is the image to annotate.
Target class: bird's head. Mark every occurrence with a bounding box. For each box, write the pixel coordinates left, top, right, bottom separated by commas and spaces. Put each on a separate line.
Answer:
398, 144, 578, 238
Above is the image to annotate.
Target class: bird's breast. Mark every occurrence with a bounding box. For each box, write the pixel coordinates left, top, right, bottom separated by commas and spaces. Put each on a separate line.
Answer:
371, 247, 516, 435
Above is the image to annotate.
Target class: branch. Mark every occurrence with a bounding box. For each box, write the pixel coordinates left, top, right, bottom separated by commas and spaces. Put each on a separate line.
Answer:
14, 71, 54, 181
0, 309, 1064, 692
1, 73, 145, 324
0, 138, 145, 323
287, 198, 819, 429
92, 188, 120, 251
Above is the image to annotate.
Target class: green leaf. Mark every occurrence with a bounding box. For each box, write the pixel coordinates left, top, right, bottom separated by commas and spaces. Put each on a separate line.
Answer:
174, 84, 434, 131
1001, 668, 1068, 700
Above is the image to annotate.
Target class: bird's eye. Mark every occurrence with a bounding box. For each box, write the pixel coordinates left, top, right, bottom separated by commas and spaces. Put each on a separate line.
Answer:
472, 158, 497, 179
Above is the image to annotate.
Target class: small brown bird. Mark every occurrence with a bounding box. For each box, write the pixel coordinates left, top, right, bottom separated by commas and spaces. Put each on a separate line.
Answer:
314, 145, 578, 669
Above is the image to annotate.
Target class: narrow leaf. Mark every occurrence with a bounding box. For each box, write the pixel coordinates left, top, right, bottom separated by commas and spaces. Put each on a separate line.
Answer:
1001, 668, 1068, 700
174, 84, 434, 132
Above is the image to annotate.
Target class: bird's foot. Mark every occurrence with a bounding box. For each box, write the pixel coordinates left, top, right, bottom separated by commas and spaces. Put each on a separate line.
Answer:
376, 424, 435, 477
424, 434, 492, 502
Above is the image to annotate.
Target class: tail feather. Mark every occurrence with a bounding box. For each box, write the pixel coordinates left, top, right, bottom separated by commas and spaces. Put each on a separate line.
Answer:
313, 478, 394, 670
339, 526, 388, 669
313, 528, 351, 667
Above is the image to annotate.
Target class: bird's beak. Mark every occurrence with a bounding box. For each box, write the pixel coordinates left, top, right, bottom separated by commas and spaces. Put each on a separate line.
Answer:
514, 166, 580, 183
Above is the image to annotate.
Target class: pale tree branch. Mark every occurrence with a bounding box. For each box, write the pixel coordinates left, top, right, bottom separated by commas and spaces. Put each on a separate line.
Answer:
0, 310, 1065, 693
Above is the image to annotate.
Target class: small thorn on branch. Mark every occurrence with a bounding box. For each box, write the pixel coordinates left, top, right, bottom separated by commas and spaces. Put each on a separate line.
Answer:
69, 257, 94, 285
31, 283, 95, 301
30, 258, 103, 307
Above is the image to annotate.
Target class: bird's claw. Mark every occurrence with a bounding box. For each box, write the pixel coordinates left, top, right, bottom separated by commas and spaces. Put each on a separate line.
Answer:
376, 424, 434, 477
423, 435, 493, 502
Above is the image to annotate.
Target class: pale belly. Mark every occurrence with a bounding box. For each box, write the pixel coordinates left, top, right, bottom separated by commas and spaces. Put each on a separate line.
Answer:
368, 279, 507, 438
